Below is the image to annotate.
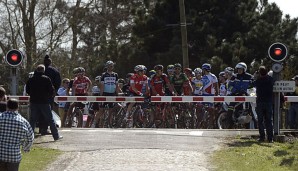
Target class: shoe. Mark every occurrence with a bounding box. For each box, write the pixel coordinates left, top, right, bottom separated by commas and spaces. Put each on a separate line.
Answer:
258, 138, 265, 142
268, 139, 274, 143
54, 136, 63, 141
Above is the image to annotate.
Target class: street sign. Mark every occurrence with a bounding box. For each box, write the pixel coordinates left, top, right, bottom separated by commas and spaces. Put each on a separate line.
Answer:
273, 81, 295, 92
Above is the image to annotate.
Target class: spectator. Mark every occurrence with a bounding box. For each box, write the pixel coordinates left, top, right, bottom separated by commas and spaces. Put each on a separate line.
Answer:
0, 99, 34, 171
254, 66, 274, 143
26, 64, 63, 141
57, 78, 70, 127
40, 55, 61, 134
0, 86, 7, 112
287, 75, 298, 129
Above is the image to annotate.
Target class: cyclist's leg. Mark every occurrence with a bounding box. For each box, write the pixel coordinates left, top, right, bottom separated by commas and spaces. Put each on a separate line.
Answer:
66, 102, 76, 127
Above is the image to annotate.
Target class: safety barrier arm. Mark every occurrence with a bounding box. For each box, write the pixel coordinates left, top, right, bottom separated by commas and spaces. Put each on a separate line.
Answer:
7, 96, 298, 103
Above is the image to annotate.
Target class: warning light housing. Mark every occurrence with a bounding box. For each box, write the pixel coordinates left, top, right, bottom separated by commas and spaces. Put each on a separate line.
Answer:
5, 49, 24, 67
268, 43, 288, 62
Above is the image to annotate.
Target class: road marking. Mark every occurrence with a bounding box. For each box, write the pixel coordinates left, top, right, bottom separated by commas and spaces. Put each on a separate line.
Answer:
189, 131, 203, 136
113, 130, 124, 133
61, 130, 72, 132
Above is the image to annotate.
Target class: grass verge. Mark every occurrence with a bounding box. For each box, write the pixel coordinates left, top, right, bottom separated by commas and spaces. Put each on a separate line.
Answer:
20, 146, 62, 171
212, 137, 298, 171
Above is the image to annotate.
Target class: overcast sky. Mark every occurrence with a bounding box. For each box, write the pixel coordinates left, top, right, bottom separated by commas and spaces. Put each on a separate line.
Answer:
268, 0, 298, 18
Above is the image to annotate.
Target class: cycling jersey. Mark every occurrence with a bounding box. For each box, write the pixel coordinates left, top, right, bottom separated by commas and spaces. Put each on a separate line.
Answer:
219, 83, 227, 96
170, 73, 188, 95
129, 74, 148, 93
92, 86, 100, 95
150, 74, 170, 96
191, 77, 203, 95
201, 73, 218, 95
100, 72, 118, 93
72, 76, 91, 95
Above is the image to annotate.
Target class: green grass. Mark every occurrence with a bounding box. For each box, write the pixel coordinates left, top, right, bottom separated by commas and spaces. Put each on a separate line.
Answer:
20, 146, 62, 171
212, 138, 298, 171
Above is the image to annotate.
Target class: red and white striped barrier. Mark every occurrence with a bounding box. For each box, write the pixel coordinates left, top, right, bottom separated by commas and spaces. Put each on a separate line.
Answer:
7, 96, 298, 103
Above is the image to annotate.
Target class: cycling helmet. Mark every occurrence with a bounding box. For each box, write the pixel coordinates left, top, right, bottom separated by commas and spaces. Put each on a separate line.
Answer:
126, 73, 134, 78
219, 71, 225, 77
154, 64, 164, 71
235, 62, 247, 72
95, 76, 101, 81
184, 68, 192, 74
174, 63, 182, 68
167, 64, 174, 70
28, 72, 34, 78
224, 67, 234, 74
134, 65, 143, 72
194, 68, 202, 75
149, 70, 156, 76
202, 63, 211, 71
77, 67, 85, 73
73, 67, 79, 74
105, 60, 115, 67
141, 65, 147, 71
118, 78, 125, 84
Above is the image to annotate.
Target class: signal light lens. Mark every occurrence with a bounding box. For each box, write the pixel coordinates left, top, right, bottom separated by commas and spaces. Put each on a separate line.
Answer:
11, 54, 18, 61
274, 48, 282, 56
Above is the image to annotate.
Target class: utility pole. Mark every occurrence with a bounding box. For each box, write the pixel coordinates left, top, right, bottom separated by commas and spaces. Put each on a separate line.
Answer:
179, 0, 189, 68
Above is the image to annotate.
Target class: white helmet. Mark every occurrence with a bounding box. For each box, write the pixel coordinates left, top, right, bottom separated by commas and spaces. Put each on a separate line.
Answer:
134, 65, 143, 72
235, 62, 247, 72
105, 60, 115, 67
28, 72, 34, 78
95, 76, 101, 81
194, 68, 202, 75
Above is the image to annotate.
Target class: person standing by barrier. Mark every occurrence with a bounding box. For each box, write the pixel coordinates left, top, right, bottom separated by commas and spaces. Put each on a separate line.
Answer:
0, 99, 34, 171
254, 66, 274, 143
39, 55, 61, 134
287, 75, 298, 129
26, 64, 63, 141
57, 78, 70, 127
0, 86, 7, 112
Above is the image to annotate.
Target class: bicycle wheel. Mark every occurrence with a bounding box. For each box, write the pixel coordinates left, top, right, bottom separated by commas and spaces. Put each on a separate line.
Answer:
217, 112, 232, 129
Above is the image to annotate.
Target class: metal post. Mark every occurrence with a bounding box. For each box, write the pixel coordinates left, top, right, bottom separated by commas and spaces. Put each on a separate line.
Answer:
11, 67, 17, 95
273, 72, 281, 135
179, 0, 189, 68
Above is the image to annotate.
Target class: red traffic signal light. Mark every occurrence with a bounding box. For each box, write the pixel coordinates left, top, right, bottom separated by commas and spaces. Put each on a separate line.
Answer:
5, 49, 24, 67
268, 43, 288, 62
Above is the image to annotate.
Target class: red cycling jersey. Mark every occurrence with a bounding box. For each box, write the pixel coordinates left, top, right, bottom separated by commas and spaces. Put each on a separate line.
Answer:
129, 74, 148, 94
150, 74, 170, 96
72, 76, 91, 95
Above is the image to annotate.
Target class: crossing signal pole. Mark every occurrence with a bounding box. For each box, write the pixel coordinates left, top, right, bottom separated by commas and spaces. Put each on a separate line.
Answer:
5, 49, 24, 95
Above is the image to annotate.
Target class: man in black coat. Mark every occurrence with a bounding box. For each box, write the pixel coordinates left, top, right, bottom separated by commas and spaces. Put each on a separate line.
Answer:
39, 55, 62, 135
0, 86, 7, 112
26, 64, 62, 140
254, 66, 274, 143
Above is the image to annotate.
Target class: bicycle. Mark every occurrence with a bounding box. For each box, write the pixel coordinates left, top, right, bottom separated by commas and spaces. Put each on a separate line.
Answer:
65, 102, 86, 128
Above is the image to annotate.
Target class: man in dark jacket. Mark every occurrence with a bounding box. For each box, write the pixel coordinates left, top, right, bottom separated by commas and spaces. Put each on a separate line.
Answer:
39, 55, 61, 135
26, 64, 62, 141
254, 66, 274, 143
0, 86, 7, 112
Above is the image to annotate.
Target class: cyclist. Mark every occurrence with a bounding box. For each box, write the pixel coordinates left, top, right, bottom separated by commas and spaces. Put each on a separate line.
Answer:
122, 73, 134, 96
201, 63, 219, 128
170, 63, 192, 96
183, 68, 194, 95
66, 67, 91, 127
92, 61, 123, 128
125, 65, 149, 124
201, 63, 219, 96
191, 68, 203, 96
224, 67, 234, 95
87, 76, 101, 128
218, 71, 227, 96
165, 64, 175, 96
227, 62, 253, 125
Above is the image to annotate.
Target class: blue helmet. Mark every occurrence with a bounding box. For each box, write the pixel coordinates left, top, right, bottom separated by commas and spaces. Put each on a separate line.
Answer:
202, 63, 211, 71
